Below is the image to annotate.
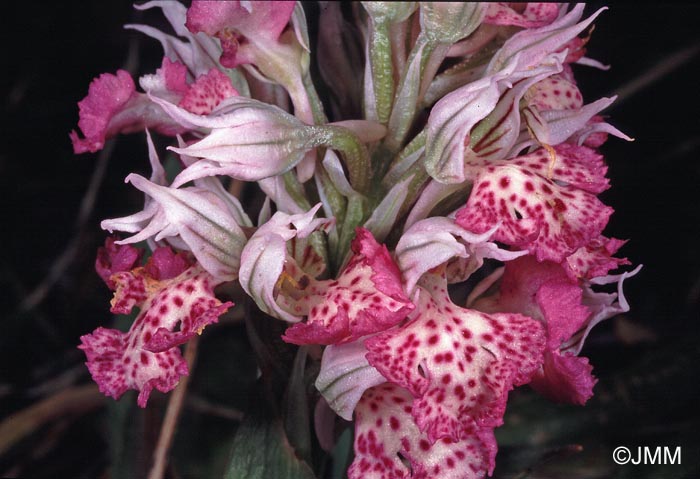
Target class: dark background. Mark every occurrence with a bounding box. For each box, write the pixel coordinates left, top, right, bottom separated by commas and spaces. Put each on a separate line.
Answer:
1, 3, 699, 478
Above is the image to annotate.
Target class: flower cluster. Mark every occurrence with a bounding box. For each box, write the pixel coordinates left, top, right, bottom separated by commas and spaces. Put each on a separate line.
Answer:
74, 2, 637, 478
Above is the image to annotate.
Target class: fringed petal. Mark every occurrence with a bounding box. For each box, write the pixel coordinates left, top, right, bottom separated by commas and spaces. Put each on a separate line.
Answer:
282, 228, 414, 345
80, 264, 233, 407
366, 272, 545, 442
456, 146, 613, 263
530, 351, 596, 405
349, 383, 497, 479
70, 70, 136, 153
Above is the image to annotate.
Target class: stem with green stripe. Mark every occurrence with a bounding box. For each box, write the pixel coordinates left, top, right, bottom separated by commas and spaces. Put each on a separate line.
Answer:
368, 18, 394, 124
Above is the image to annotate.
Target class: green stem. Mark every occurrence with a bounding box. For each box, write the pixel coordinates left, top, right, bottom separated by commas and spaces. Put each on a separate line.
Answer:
283, 171, 312, 211
336, 195, 366, 269
301, 71, 328, 125
385, 34, 437, 154
396, 165, 430, 221
369, 19, 394, 124
382, 129, 427, 187
315, 126, 371, 194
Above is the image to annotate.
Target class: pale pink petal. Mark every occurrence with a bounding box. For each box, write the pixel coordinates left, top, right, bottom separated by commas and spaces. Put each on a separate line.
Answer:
424, 74, 507, 183
315, 340, 386, 421
487, 5, 605, 77
366, 273, 545, 441
462, 57, 564, 166
570, 115, 634, 148
128, 1, 223, 77
80, 265, 233, 407
104, 174, 248, 281
396, 217, 526, 295
238, 205, 334, 323
525, 74, 583, 111
564, 266, 641, 355
349, 383, 497, 479
531, 96, 626, 146
148, 96, 316, 185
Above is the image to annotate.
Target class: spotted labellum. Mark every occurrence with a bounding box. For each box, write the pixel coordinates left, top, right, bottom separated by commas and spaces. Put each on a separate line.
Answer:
73, 2, 637, 478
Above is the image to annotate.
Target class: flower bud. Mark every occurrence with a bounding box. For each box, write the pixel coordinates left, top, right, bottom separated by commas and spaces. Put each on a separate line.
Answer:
419, 2, 486, 45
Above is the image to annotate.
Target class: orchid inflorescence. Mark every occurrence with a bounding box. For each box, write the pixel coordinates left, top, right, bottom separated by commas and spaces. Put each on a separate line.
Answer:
73, 2, 638, 478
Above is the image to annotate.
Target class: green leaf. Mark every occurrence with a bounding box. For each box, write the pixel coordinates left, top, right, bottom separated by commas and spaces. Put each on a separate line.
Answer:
108, 391, 150, 479
244, 299, 297, 393
108, 311, 149, 479
330, 426, 354, 479
284, 346, 312, 463
224, 411, 316, 479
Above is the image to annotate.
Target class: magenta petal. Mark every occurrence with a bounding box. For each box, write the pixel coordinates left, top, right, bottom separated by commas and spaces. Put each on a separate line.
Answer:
349, 383, 497, 479
456, 147, 613, 263
530, 351, 596, 405
283, 228, 414, 345
95, 236, 144, 290
80, 266, 233, 407
161, 57, 189, 94
484, 255, 602, 405
70, 70, 136, 154
563, 235, 630, 280
485, 3, 561, 28
489, 256, 562, 319
186, 1, 295, 67
178, 68, 238, 115
143, 246, 192, 281
535, 274, 590, 349
186, 1, 294, 41
366, 273, 545, 442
